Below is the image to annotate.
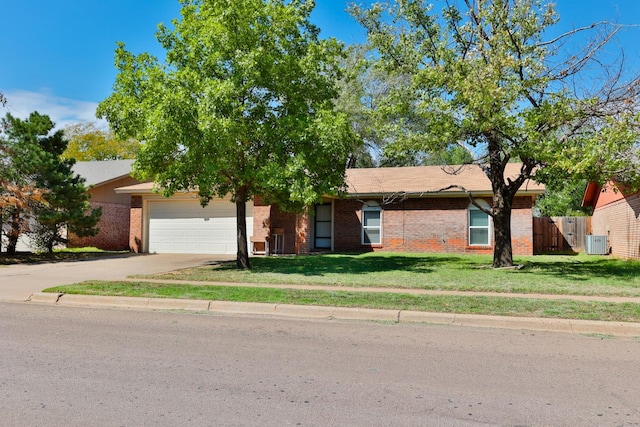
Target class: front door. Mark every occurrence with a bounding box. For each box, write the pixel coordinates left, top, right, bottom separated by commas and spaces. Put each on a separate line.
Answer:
314, 204, 332, 250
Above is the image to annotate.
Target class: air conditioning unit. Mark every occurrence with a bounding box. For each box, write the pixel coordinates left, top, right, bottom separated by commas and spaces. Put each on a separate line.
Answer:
585, 235, 608, 255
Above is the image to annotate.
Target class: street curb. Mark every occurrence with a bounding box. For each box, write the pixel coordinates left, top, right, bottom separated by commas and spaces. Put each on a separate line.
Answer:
27, 292, 640, 337
28, 292, 62, 304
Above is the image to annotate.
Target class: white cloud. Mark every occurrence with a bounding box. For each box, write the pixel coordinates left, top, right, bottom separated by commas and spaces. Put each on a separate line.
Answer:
1, 89, 108, 130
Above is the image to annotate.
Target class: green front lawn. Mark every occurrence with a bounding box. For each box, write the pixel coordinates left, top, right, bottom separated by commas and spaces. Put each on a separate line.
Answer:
43, 252, 640, 323
45, 280, 640, 323
134, 252, 640, 297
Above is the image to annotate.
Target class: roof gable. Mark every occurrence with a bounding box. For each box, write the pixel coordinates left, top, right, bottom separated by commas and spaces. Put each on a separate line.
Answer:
582, 181, 635, 209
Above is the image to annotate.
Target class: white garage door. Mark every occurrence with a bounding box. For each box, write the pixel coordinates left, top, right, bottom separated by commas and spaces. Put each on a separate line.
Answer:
148, 199, 253, 254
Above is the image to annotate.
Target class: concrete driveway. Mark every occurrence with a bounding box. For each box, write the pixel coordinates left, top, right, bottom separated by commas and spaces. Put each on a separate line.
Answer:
0, 253, 233, 302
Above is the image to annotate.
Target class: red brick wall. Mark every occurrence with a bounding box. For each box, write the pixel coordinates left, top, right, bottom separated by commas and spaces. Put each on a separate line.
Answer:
129, 196, 143, 253
511, 197, 535, 255
296, 212, 311, 254
251, 197, 298, 254
591, 192, 640, 259
269, 205, 297, 254
68, 202, 130, 250
334, 196, 535, 255
252, 196, 271, 241
334, 199, 365, 250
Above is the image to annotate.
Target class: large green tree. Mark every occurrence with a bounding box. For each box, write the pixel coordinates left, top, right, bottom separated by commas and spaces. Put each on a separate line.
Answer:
337, 45, 469, 168
1, 112, 101, 253
98, 0, 354, 269
352, 0, 640, 267
335, 45, 392, 168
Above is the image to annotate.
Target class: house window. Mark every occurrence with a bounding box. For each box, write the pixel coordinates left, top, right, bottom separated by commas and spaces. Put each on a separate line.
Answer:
314, 203, 332, 249
469, 201, 491, 246
362, 201, 381, 245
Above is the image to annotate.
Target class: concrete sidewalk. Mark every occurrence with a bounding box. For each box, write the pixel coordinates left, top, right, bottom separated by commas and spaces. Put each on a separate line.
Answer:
0, 253, 230, 301
4, 254, 640, 337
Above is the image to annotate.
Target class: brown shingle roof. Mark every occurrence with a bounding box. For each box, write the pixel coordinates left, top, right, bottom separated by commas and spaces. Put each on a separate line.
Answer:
116, 163, 545, 196
344, 163, 545, 197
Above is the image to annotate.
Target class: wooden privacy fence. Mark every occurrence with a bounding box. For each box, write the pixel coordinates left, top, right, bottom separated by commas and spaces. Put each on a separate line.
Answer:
533, 216, 591, 254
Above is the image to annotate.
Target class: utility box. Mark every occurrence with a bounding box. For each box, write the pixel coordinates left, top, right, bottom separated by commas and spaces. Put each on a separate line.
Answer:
585, 235, 608, 255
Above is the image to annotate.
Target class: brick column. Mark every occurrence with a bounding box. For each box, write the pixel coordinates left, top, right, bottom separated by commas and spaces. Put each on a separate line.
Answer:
129, 196, 143, 253
295, 210, 311, 254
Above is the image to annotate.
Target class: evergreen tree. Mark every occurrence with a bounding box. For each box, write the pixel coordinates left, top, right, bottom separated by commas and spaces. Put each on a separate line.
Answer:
1, 112, 101, 253
1, 112, 50, 253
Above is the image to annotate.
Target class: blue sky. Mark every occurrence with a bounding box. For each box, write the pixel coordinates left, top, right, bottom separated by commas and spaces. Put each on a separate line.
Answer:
2, 0, 639, 128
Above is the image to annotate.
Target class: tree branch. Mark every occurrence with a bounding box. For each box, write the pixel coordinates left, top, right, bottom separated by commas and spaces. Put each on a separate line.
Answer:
537, 21, 628, 47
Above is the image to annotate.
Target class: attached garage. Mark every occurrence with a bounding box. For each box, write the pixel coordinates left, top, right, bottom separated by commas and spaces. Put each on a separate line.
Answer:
145, 197, 253, 255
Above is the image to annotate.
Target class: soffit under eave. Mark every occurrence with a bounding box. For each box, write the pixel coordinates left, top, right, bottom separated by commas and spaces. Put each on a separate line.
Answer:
581, 182, 601, 208
335, 190, 543, 200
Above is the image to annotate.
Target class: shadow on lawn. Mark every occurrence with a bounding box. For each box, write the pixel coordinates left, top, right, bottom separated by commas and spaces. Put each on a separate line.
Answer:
518, 257, 640, 282
209, 253, 640, 284
246, 254, 467, 276
248, 254, 640, 283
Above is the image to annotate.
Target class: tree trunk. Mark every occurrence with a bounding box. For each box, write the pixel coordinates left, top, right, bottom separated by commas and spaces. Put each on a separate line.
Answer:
6, 207, 22, 255
485, 135, 518, 268
492, 189, 514, 268
346, 154, 357, 169
235, 187, 251, 270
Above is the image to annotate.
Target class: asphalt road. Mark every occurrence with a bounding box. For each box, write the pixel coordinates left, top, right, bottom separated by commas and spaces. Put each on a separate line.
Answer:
2, 303, 639, 426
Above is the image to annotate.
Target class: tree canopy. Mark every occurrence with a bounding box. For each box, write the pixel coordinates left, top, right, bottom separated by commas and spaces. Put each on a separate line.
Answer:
62, 122, 140, 161
98, 0, 355, 269
336, 44, 472, 167
351, 0, 640, 267
534, 178, 592, 217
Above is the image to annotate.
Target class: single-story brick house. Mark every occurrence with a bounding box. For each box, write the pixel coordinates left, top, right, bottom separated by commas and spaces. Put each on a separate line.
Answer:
9, 160, 138, 252
582, 181, 640, 259
68, 160, 139, 250
115, 163, 544, 256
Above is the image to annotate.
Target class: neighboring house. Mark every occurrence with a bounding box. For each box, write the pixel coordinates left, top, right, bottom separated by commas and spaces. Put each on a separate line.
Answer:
67, 160, 139, 250
582, 182, 640, 259
116, 163, 544, 256
6, 159, 137, 252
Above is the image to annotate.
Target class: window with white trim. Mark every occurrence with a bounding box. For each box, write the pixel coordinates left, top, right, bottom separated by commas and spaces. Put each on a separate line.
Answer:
362, 201, 382, 245
468, 201, 491, 246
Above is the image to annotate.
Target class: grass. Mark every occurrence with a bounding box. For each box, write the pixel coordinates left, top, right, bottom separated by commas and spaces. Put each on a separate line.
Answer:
45, 280, 640, 323
38, 251, 640, 322
134, 252, 640, 297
